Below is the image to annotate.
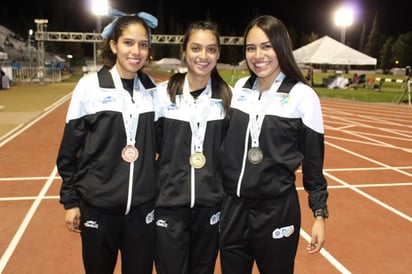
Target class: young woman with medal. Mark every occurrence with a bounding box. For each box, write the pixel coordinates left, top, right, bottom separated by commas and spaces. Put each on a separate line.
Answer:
56, 9, 158, 274
153, 21, 232, 274
219, 15, 329, 274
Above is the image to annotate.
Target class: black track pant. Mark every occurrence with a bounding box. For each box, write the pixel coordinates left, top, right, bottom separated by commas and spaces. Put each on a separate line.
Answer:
154, 206, 220, 274
80, 200, 155, 274
219, 190, 301, 274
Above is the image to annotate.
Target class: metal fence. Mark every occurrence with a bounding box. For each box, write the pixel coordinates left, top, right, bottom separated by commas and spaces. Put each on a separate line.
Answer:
3, 66, 62, 85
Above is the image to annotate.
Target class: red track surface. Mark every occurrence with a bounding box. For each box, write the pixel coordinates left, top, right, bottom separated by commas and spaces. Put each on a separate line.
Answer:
1, 76, 411, 273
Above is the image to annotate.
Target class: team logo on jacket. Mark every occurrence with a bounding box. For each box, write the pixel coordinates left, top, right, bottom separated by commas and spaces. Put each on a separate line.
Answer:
146, 210, 154, 224
272, 225, 294, 239
211, 99, 223, 108
167, 103, 178, 111
279, 93, 290, 106
102, 96, 116, 104
210, 211, 220, 225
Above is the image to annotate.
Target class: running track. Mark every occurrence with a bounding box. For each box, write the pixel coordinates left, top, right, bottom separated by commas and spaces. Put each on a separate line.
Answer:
0, 75, 411, 273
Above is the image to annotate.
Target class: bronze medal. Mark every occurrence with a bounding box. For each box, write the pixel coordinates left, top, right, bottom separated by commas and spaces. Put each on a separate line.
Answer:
190, 152, 206, 169
247, 147, 263, 164
121, 145, 139, 163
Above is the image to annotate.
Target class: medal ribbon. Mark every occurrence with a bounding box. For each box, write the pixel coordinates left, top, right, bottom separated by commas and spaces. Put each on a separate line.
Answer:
249, 77, 283, 148
110, 66, 141, 215
182, 76, 212, 154
111, 66, 140, 147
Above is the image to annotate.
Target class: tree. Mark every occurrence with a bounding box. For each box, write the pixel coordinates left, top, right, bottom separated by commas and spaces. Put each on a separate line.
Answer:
391, 32, 412, 68
378, 36, 395, 71
358, 23, 367, 52
364, 12, 385, 59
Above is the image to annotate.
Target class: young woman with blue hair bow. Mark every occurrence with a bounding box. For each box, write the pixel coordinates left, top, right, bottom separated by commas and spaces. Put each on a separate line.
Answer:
56, 9, 159, 274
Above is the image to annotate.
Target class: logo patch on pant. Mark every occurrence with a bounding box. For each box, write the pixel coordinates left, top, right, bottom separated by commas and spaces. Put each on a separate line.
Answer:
272, 225, 294, 239
84, 220, 99, 229
156, 219, 168, 228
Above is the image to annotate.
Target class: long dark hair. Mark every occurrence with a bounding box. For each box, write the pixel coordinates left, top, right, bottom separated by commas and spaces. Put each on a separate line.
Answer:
100, 16, 152, 68
167, 21, 232, 115
243, 15, 307, 84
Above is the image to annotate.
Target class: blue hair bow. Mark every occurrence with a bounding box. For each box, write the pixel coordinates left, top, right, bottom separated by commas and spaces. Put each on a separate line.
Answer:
101, 8, 158, 39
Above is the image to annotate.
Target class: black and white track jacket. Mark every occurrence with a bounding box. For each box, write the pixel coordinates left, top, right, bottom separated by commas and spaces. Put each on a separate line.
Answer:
154, 76, 228, 208
220, 73, 328, 210
57, 67, 158, 214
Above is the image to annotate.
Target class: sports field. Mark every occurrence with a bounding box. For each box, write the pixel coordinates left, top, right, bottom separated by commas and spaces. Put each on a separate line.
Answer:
0, 72, 411, 273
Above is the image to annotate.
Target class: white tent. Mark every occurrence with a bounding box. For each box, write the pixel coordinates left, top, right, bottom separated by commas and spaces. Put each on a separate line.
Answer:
293, 36, 377, 66
154, 58, 181, 65
153, 58, 186, 72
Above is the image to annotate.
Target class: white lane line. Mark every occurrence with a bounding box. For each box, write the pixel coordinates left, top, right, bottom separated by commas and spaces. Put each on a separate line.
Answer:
326, 141, 412, 178
300, 229, 352, 274
2, 181, 411, 202
0, 166, 58, 273
324, 171, 412, 222
0, 92, 72, 148
0, 196, 60, 201
0, 176, 61, 181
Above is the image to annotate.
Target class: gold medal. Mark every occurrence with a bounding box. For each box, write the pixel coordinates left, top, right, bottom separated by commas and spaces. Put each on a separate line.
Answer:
247, 147, 263, 164
190, 152, 206, 169
121, 145, 139, 163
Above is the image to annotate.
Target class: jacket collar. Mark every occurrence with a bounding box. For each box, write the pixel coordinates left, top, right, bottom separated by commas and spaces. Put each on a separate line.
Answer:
97, 66, 156, 90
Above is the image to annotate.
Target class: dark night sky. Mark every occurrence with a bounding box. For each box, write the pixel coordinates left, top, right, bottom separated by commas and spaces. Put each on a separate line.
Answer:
1, 0, 411, 49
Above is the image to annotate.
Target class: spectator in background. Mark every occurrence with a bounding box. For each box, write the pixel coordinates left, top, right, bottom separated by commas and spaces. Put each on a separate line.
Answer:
11, 60, 21, 80
0, 68, 10, 89
11, 60, 20, 70
367, 77, 376, 89
305, 66, 314, 86
328, 71, 348, 89
348, 73, 360, 89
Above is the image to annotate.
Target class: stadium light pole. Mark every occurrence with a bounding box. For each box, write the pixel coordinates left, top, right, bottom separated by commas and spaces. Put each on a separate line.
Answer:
28, 29, 33, 68
334, 6, 353, 44
91, 0, 108, 71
